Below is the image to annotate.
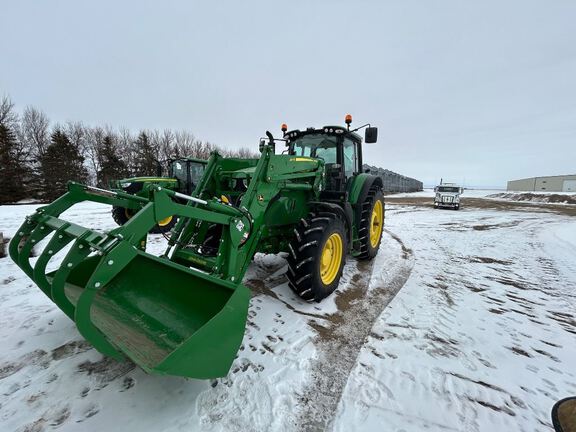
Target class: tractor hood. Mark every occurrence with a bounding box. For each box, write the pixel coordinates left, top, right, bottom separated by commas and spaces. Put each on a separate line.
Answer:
109, 177, 178, 194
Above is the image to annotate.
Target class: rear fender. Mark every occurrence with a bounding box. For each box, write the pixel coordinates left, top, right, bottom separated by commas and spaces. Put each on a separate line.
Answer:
348, 174, 383, 223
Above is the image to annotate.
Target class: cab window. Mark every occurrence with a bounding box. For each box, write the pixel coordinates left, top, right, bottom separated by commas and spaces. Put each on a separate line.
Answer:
315, 146, 337, 164
171, 161, 187, 183
291, 134, 337, 164
343, 138, 358, 178
189, 163, 205, 184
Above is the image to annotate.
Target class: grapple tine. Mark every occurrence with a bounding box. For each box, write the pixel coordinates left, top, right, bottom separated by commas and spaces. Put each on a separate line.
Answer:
50, 235, 93, 321
18, 222, 54, 278
8, 218, 37, 264
74, 241, 138, 360
33, 224, 74, 299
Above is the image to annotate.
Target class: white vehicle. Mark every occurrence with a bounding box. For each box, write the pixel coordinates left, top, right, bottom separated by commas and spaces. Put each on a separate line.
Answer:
434, 183, 463, 210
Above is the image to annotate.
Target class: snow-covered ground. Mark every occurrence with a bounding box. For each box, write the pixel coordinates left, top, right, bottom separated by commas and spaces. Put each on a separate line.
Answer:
487, 192, 576, 205
1, 199, 575, 431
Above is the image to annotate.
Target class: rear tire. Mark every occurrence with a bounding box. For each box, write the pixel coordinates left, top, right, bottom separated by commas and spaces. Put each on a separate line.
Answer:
287, 213, 347, 302
357, 189, 385, 260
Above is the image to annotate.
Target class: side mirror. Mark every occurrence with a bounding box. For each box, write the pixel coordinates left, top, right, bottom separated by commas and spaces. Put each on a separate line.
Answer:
365, 127, 378, 144
460, 188, 464, 194
552, 397, 576, 432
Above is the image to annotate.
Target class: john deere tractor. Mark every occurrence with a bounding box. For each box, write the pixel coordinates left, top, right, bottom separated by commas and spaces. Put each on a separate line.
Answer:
10, 115, 384, 379
109, 157, 206, 233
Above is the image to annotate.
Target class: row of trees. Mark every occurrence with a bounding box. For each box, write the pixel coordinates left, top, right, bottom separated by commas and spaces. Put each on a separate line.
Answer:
0, 95, 257, 203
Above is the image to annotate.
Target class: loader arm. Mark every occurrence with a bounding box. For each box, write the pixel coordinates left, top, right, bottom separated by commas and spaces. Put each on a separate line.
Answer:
169, 146, 324, 282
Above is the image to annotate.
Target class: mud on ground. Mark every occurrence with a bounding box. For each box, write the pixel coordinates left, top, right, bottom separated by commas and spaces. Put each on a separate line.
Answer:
386, 196, 576, 217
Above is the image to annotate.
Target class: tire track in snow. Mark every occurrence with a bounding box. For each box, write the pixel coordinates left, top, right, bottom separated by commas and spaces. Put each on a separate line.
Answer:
295, 229, 414, 431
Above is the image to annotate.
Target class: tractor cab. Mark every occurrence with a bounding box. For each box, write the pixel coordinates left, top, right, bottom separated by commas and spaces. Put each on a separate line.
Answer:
284, 116, 377, 197
168, 158, 207, 194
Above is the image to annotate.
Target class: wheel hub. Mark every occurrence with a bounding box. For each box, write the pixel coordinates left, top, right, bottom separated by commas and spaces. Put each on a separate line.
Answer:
320, 233, 343, 285
369, 200, 383, 248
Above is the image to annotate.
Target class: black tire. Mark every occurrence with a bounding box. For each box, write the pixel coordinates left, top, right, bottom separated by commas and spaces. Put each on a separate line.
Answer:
287, 212, 347, 302
111, 205, 177, 234
199, 224, 223, 256
149, 215, 178, 234
112, 206, 131, 226
357, 188, 385, 260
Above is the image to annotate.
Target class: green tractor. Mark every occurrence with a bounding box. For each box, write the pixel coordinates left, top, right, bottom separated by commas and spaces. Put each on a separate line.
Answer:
10, 116, 384, 379
109, 157, 207, 233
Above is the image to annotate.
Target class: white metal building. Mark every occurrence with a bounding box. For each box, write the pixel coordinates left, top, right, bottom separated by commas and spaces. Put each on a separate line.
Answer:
507, 174, 576, 192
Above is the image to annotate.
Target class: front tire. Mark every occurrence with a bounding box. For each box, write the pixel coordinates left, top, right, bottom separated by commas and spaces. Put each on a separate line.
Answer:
112, 206, 132, 226
287, 213, 347, 302
150, 215, 177, 234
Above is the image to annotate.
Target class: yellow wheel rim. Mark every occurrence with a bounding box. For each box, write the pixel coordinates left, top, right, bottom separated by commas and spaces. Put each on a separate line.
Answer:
157, 215, 174, 227
124, 208, 134, 220
369, 200, 383, 248
320, 233, 343, 285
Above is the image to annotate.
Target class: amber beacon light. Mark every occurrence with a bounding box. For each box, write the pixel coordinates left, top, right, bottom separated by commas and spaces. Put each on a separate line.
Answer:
345, 114, 352, 130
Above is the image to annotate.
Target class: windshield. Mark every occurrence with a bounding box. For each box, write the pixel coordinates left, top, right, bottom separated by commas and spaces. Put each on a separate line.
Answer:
189, 163, 205, 184
437, 186, 460, 193
291, 134, 338, 164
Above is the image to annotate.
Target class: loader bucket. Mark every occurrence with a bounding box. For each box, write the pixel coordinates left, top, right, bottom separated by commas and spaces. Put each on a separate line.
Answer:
9, 183, 251, 379
58, 252, 251, 378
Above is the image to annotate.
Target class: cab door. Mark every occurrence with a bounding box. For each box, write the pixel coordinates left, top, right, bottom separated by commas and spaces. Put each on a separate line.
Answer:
342, 137, 359, 183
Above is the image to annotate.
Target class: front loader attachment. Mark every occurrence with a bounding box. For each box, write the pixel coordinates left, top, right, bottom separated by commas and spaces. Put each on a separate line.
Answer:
10, 146, 323, 379
9, 182, 251, 379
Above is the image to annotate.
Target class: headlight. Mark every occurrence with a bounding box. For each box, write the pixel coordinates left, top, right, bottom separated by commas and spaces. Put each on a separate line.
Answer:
121, 183, 132, 189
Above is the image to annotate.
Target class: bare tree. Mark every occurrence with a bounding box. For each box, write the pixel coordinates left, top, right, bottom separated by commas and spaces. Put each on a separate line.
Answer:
115, 127, 135, 172
20, 106, 50, 159
151, 128, 176, 161
0, 95, 30, 162
65, 121, 86, 150
83, 126, 109, 185
0, 95, 18, 127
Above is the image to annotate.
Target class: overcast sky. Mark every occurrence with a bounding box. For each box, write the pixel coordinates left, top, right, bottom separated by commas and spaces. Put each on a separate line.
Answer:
2, 0, 575, 187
